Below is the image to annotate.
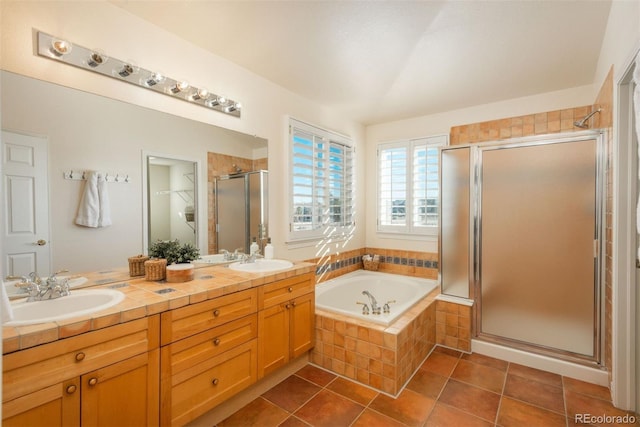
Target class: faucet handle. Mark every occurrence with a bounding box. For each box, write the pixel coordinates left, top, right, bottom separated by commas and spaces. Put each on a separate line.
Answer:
383, 300, 396, 313
356, 301, 370, 315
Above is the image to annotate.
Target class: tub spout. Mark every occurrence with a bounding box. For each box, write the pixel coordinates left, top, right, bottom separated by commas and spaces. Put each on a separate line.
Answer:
362, 290, 380, 315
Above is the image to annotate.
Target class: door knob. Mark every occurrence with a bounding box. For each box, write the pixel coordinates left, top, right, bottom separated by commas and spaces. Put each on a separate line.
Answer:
35, 239, 47, 246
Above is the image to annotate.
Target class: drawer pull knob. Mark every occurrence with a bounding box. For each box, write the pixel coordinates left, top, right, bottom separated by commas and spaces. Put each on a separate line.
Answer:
66, 385, 77, 394
213, 338, 221, 346
285, 303, 291, 309
213, 309, 220, 317
75, 352, 86, 362
291, 301, 297, 307
288, 287, 293, 293
88, 378, 98, 386
212, 378, 219, 386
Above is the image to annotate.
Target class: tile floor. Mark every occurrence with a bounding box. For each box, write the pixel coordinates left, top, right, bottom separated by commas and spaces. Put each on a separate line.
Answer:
218, 346, 638, 427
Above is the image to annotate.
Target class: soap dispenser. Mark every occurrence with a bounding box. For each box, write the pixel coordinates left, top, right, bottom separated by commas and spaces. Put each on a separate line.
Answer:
250, 237, 259, 255
264, 238, 274, 259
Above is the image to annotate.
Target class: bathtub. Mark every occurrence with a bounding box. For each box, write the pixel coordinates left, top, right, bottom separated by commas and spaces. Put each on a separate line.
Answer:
315, 270, 438, 326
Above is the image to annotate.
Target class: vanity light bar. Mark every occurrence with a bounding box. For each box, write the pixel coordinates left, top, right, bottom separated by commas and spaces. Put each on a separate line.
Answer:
36, 31, 241, 118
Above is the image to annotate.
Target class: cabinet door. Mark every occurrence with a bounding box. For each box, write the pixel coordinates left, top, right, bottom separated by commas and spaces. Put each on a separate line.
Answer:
2, 379, 80, 427
290, 293, 315, 359
257, 302, 290, 378
80, 350, 159, 427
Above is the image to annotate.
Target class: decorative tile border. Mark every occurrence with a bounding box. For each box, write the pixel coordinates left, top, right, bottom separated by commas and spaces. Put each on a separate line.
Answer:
306, 247, 438, 283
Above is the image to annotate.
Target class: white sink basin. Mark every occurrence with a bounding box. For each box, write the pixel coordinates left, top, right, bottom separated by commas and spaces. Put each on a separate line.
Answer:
4, 289, 125, 326
228, 259, 294, 273
4, 276, 88, 300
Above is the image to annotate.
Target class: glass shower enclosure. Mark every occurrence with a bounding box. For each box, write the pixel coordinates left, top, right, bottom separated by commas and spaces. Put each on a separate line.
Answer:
215, 170, 268, 255
440, 132, 606, 364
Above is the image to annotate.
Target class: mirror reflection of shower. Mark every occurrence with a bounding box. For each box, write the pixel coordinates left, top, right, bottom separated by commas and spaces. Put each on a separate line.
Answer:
215, 170, 268, 255
147, 156, 197, 247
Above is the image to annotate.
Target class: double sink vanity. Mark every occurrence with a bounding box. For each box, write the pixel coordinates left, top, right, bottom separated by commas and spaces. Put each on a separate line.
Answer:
2, 258, 316, 426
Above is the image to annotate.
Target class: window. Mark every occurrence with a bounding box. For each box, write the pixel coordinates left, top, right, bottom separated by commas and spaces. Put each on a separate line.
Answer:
377, 135, 447, 235
290, 118, 354, 241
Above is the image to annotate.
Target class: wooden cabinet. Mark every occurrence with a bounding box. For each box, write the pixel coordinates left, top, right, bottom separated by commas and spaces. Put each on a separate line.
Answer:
160, 288, 258, 426
257, 272, 315, 378
2, 316, 160, 427
2, 270, 315, 427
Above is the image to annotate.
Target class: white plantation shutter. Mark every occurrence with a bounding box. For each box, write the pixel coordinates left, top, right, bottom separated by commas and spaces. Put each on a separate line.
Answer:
377, 135, 447, 235
290, 119, 354, 241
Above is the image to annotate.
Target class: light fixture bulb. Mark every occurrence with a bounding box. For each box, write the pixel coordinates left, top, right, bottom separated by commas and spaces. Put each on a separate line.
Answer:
118, 63, 139, 77
191, 88, 209, 101
87, 50, 108, 67
145, 72, 165, 87
170, 80, 190, 94
50, 39, 72, 56
226, 102, 242, 113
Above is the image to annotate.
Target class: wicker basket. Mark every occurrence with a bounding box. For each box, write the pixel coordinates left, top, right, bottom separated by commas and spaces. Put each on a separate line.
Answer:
363, 256, 380, 271
128, 254, 149, 277
144, 258, 167, 281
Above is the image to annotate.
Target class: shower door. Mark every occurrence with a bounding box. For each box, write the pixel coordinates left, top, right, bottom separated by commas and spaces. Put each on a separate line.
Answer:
478, 137, 603, 361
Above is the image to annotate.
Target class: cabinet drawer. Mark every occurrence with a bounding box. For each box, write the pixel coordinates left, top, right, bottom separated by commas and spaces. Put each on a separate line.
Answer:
169, 339, 257, 426
162, 314, 257, 377
3, 316, 159, 403
161, 288, 257, 345
258, 272, 314, 310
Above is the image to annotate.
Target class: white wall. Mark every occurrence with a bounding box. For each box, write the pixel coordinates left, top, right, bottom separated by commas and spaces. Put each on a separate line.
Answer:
0, 1, 366, 270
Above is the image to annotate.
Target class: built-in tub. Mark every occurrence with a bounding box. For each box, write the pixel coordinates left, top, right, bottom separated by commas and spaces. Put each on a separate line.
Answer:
312, 270, 440, 395
315, 270, 438, 326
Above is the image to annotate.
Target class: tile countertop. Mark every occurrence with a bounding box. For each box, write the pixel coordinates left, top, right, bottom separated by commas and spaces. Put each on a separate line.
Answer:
2, 261, 316, 355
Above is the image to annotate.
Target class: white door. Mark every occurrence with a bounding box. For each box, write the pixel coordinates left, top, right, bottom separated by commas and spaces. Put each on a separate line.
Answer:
1, 131, 51, 276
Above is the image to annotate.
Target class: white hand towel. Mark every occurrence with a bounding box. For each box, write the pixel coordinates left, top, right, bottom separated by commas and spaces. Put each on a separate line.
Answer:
75, 171, 111, 228
97, 172, 112, 227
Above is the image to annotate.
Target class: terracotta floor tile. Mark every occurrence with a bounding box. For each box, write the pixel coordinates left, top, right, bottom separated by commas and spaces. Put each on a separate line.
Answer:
564, 389, 636, 425
438, 379, 501, 423
497, 396, 567, 427
503, 373, 565, 414
420, 352, 460, 377
351, 408, 407, 427
293, 389, 364, 427
563, 376, 611, 401
369, 388, 436, 427
405, 369, 448, 399
326, 376, 379, 406
508, 363, 563, 388
424, 403, 494, 427
295, 364, 337, 387
262, 375, 322, 413
218, 397, 289, 427
460, 352, 509, 371
278, 415, 310, 427
431, 346, 463, 358
450, 359, 506, 393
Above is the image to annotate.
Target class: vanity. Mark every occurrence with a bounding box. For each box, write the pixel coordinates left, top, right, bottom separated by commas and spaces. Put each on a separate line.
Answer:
2, 261, 316, 426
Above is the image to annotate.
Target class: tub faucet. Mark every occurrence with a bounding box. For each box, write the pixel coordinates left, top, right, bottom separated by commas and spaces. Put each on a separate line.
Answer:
362, 290, 380, 315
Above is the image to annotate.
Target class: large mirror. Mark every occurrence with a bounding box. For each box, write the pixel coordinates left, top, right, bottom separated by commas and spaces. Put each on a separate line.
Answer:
1, 71, 268, 273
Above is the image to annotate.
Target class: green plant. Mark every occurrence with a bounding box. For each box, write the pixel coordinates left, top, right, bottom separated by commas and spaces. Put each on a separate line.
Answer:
148, 239, 200, 265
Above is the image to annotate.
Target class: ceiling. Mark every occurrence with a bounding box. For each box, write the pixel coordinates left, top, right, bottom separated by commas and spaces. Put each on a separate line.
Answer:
111, 1, 612, 126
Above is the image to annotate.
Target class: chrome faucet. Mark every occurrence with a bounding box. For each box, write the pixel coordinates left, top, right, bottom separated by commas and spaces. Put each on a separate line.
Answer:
6, 270, 70, 302
362, 290, 380, 315
241, 250, 262, 264
221, 248, 244, 261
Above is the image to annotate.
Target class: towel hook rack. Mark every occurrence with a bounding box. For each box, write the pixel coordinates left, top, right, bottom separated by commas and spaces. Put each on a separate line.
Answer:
63, 170, 130, 183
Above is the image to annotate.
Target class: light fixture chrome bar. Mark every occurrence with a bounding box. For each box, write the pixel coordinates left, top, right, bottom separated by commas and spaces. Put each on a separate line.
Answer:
36, 31, 241, 118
